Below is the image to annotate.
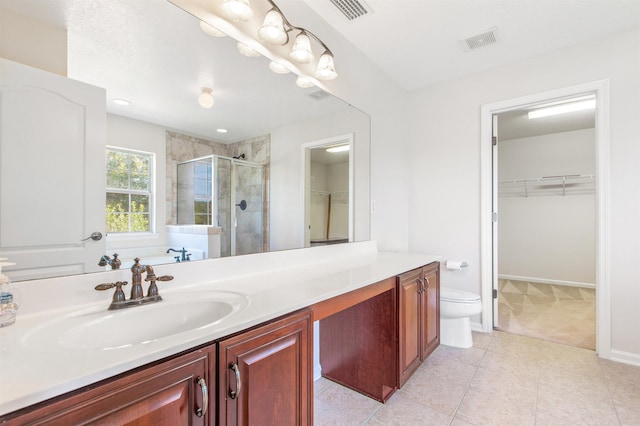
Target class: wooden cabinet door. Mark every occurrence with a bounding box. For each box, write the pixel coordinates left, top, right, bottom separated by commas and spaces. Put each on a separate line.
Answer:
3, 346, 214, 425
421, 263, 440, 359
397, 268, 423, 388
218, 310, 312, 426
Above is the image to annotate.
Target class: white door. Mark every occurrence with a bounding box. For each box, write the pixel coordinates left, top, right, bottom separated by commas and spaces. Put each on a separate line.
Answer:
0, 58, 106, 280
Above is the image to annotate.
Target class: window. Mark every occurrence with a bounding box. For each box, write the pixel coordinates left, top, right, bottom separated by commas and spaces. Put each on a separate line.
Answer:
106, 147, 153, 234
193, 162, 213, 225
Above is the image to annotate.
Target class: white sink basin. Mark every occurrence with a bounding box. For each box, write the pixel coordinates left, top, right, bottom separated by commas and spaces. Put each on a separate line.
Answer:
23, 291, 249, 350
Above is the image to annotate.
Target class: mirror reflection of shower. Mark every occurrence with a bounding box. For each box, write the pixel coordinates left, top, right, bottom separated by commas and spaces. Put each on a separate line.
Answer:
177, 155, 266, 257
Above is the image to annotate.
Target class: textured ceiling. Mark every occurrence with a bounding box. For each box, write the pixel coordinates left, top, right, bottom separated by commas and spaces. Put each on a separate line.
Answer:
1, 0, 637, 141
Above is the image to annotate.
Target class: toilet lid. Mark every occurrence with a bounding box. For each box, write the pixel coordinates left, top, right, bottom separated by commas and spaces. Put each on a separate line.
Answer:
440, 287, 481, 303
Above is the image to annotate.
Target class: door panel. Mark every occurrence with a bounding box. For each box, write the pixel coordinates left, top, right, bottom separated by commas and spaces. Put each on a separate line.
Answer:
0, 58, 106, 280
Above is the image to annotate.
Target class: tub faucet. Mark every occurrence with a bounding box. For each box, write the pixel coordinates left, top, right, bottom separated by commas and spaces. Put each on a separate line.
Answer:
166, 247, 190, 262
98, 253, 121, 270
95, 257, 173, 310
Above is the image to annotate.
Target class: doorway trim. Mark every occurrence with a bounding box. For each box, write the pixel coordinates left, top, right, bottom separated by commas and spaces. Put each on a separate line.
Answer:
301, 133, 354, 248
479, 80, 610, 357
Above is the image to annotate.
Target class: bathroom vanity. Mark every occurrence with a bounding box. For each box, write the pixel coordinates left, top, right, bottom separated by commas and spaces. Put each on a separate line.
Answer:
0, 242, 439, 425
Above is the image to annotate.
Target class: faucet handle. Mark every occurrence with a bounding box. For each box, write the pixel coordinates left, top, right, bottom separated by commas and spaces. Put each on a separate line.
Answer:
157, 275, 174, 282
95, 281, 128, 306
95, 281, 128, 291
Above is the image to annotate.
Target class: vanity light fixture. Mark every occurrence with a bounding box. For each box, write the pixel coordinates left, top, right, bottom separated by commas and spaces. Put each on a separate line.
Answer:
528, 96, 596, 119
326, 144, 349, 153
255, 0, 338, 80
198, 87, 215, 108
221, 0, 253, 22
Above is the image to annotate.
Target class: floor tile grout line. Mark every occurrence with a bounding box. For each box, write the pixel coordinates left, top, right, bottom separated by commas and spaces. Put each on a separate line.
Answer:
598, 358, 624, 425
447, 338, 493, 425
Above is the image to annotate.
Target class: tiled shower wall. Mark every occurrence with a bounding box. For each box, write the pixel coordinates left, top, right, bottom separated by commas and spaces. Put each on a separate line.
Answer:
166, 131, 270, 253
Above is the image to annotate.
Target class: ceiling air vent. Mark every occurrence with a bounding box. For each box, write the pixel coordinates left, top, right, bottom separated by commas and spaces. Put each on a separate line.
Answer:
329, 0, 373, 21
463, 27, 499, 50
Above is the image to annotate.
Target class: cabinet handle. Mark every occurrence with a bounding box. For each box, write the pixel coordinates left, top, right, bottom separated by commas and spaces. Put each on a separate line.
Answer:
417, 278, 424, 294
425, 276, 430, 289
195, 377, 208, 417
229, 363, 242, 400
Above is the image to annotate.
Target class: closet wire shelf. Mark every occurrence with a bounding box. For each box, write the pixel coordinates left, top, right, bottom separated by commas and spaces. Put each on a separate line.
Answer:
498, 174, 595, 198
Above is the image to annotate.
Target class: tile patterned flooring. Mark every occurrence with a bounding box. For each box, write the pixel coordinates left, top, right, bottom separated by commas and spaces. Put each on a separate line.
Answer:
497, 279, 596, 350
314, 331, 640, 425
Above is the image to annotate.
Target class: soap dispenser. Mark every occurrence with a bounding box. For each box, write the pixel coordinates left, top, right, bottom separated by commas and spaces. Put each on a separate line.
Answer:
0, 260, 18, 327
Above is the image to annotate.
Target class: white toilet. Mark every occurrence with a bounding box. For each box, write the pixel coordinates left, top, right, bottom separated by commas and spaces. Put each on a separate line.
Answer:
440, 287, 482, 348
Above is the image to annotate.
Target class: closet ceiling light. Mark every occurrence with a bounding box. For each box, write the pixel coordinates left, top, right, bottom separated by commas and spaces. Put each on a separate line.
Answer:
112, 99, 131, 106
528, 98, 596, 119
326, 144, 349, 153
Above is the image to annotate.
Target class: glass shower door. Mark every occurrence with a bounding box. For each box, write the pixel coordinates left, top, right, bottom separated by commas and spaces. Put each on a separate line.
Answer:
214, 157, 264, 257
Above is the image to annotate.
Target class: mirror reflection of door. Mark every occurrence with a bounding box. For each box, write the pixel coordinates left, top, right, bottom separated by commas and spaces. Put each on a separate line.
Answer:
306, 138, 351, 247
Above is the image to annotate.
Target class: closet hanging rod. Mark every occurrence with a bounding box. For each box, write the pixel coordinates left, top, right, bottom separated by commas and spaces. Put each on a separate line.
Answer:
498, 174, 594, 185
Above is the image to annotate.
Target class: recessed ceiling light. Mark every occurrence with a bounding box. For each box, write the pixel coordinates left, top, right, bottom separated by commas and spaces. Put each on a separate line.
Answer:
112, 99, 131, 106
217, 128, 228, 133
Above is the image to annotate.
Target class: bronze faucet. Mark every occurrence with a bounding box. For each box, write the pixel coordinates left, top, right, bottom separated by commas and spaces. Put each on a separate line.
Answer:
95, 258, 173, 310
98, 253, 121, 270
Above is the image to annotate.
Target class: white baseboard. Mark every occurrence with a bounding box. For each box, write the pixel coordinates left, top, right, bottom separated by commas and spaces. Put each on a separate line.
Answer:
471, 321, 484, 332
607, 349, 640, 367
498, 274, 595, 289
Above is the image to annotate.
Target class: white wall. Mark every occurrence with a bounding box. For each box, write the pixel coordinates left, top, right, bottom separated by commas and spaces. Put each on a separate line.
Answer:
498, 129, 596, 286
105, 114, 168, 253
269, 108, 370, 251
407, 29, 640, 358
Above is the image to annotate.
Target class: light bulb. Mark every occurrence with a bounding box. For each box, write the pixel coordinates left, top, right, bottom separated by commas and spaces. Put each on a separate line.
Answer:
221, 0, 253, 22
198, 87, 214, 108
258, 9, 287, 45
315, 51, 337, 80
289, 32, 313, 63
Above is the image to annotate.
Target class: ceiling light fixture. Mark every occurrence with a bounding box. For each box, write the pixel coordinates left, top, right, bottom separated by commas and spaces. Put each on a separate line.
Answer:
217, 128, 228, 133
198, 87, 215, 108
326, 144, 350, 153
528, 97, 596, 119
217, 0, 338, 82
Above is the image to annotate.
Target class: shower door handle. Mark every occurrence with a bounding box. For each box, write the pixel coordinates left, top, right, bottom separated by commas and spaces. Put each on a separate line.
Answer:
235, 200, 247, 210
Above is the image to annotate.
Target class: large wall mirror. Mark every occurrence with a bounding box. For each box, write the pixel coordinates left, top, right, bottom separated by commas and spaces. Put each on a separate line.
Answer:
0, 0, 370, 282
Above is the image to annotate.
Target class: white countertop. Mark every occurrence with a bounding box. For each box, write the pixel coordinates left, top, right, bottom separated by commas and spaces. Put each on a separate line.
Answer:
0, 241, 439, 416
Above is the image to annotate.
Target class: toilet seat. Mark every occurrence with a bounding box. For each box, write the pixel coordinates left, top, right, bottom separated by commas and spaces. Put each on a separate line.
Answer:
440, 287, 481, 303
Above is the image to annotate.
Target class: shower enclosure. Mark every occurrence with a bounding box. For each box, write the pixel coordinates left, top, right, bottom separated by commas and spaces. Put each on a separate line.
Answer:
177, 155, 265, 257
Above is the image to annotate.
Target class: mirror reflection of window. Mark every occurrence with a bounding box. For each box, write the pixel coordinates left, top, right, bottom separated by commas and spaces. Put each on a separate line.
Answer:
105, 147, 154, 234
